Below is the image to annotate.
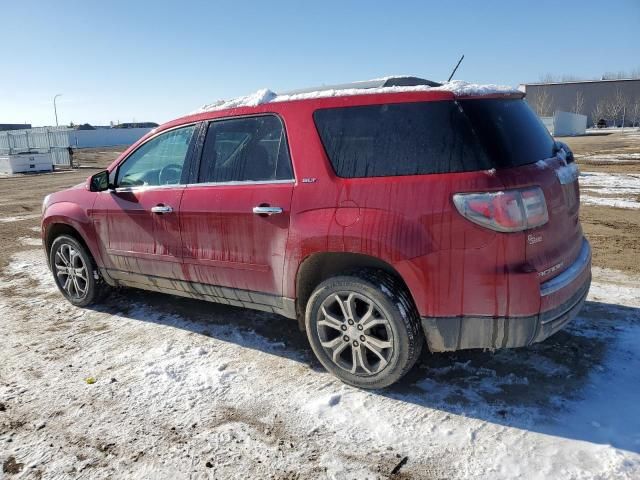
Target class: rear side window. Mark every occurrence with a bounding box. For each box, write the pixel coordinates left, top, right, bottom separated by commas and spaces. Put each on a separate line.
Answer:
459, 99, 556, 167
198, 115, 293, 183
313, 101, 491, 178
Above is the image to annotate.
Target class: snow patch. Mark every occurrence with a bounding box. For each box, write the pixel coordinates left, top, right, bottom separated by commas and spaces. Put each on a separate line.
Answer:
577, 152, 640, 164
0, 213, 41, 223
555, 162, 579, 184
581, 195, 640, 209
580, 171, 640, 209
18, 236, 42, 247
196, 88, 277, 114
193, 79, 519, 113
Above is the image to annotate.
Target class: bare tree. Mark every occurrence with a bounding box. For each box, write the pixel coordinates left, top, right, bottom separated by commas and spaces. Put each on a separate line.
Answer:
529, 87, 554, 117
591, 100, 608, 127
536, 68, 640, 83
608, 88, 629, 127
539, 73, 558, 83
574, 90, 585, 115
538, 73, 584, 82
603, 98, 619, 127
629, 97, 640, 128
560, 74, 584, 82
602, 70, 631, 80
598, 89, 626, 127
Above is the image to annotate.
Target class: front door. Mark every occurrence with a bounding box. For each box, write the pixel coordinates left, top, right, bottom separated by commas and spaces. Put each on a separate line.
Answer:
93, 123, 199, 280
179, 115, 295, 295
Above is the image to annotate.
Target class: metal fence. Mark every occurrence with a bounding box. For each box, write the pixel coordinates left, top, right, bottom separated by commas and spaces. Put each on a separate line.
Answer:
0, 127, 71, 166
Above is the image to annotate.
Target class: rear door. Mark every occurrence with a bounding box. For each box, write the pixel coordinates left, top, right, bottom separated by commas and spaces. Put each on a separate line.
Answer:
460, 98, 583, 281
179, 114, 295, 295
93, 124, 199, 279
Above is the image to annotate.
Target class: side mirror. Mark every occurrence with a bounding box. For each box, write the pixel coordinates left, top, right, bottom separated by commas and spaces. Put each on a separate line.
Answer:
89, 170, 112, 192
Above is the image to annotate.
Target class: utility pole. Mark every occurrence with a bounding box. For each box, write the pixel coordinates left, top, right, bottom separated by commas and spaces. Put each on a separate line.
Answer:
53, 94, 62, 127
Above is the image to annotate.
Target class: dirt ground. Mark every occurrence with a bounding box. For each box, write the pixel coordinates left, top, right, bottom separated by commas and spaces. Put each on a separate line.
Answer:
557, 132, 640, 273
0, 148, 122, 270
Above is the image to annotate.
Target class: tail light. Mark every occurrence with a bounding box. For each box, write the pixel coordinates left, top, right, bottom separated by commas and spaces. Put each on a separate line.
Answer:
453, 187, 548, 232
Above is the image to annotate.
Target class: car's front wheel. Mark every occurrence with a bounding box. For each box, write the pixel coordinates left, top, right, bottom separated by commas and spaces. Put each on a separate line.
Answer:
305, 270, 423, 389
49, 235, 100, 307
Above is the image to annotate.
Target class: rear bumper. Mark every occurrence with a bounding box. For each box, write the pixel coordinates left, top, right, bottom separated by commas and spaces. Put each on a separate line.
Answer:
422, 239, 591, 352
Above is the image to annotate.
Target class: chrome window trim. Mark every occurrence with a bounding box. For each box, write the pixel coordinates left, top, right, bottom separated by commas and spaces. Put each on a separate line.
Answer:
111, 183, 187, 193
185, 179, 295, 188
106, 178, 296, 193
540, 238, 591, 297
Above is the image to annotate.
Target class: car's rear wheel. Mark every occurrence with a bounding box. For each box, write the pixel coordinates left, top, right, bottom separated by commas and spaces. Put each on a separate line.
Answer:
305, 270, 423, 389
49, 235, 100, 307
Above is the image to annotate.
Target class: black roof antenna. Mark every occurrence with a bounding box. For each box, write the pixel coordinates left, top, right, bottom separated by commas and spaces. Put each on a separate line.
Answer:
447, 54, 465, 82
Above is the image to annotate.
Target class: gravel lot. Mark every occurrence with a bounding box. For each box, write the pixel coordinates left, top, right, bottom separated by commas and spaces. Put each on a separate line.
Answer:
1, 139, 639, 479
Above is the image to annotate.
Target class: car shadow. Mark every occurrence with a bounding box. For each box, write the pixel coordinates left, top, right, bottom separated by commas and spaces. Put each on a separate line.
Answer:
87, 291, 640, 454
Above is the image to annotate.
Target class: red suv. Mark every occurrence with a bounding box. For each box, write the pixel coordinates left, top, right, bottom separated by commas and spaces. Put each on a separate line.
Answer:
42, 77, 591, 388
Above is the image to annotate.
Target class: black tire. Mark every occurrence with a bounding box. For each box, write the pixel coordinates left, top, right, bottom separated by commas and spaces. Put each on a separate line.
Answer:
305, 270, 423, 389
49, 235, 102, 307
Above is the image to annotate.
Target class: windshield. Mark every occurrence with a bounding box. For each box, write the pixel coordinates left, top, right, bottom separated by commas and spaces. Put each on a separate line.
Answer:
459, 98, 556, 167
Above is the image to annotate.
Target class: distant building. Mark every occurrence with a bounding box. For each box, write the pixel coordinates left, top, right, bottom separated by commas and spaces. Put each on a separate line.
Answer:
0, 123, 31, 131
519, 79, 640, 127
114, 122, 159, 129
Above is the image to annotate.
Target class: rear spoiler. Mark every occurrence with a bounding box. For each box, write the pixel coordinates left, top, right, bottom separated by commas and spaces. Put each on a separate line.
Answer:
455, 92, 526, 100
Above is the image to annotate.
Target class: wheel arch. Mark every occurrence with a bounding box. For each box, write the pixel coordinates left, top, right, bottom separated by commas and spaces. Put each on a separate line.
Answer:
45, 222, 95, 267
294, 251, 417, 329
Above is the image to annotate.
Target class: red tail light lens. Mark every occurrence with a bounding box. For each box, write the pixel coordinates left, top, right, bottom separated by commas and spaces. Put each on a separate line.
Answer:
453, 187, 548, 232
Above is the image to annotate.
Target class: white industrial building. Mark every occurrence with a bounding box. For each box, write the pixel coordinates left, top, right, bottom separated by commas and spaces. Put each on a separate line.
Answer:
0, 126, 151, 172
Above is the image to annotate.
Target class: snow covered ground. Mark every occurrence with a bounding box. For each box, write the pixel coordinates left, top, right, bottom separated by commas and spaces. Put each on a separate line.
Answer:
1, 243, 639, 479
576, 153, 640, 164
580, 171, 640, 209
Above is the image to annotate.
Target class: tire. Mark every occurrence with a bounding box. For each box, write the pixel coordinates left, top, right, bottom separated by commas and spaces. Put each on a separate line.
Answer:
49, 235, 102, 307
305, 270, 423, 389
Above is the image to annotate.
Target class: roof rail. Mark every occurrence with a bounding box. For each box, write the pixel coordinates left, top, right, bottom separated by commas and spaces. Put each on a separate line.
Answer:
281, 76, 442, 95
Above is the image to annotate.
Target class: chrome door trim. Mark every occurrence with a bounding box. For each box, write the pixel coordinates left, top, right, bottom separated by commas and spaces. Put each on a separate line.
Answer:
185, 179, 295, 188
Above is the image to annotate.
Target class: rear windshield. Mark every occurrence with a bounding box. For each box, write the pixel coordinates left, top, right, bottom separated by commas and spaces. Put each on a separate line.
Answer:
313, 99, 555, 178
459, 98, 556, 168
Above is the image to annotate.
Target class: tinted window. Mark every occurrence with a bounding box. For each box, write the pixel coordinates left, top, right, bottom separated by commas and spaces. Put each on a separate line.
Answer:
117, 125, 196, 187
459, 99, 556, 167
198, 115, 293, 183
313, 101, 491, 178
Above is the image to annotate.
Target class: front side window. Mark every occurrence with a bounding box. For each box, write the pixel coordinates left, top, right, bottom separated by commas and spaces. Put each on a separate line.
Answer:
198, 115, 293, 183
117, 125, 197, 187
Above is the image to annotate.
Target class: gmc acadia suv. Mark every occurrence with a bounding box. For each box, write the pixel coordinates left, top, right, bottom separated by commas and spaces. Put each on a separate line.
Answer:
41, 77, 591, 388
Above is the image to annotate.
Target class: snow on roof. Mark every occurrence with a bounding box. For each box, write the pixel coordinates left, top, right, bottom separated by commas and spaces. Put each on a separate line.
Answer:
192, 78, 520, 114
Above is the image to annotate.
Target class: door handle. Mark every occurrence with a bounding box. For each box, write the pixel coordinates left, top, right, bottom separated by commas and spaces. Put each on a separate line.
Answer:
253, 205, 283, 216
151, 205, 173, 214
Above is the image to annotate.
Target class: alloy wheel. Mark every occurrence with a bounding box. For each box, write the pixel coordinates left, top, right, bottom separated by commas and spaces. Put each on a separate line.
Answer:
316, 291, 394, 376
54, 243, 89, 300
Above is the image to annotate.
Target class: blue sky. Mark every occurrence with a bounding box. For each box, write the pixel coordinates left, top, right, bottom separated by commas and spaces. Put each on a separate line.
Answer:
1, 0, 638, 126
